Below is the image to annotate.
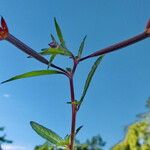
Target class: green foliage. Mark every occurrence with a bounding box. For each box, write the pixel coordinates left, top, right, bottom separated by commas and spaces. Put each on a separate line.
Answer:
30, 121, 64, 146
34, 135, 105, 150
78, 55, 104, 109
112, 99, 150, 150
112, 121, 150, 150
2, 16, 147, 150
40, 48, 71, 57
77, 36, 87, 58
137, 98, 150, 122
1, 70, 61, 83
54, 18, 66, 49
47, 54, 56, 69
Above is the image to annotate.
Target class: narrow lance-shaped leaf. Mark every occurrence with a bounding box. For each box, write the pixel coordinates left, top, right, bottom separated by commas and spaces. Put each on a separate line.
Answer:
30, 121, 63, 145
1, 70, 61, 84
76, 125, 83, 135
78, 55, 104, 110
77, 36, 87, 58
51, 34, 58, 45
47, 54, 56, 69
54, 18, 66, 48
40, 48, 71, 56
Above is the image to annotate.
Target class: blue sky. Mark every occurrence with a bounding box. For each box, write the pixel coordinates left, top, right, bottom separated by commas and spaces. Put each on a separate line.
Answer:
0, 0, 150, 149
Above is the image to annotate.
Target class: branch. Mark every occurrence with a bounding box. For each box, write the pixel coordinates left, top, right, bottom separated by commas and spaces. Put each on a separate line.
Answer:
0, 17, 68, 75
79, 20, 150, 62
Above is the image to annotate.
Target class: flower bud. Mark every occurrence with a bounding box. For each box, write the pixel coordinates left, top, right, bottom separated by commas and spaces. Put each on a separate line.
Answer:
49, 41, 58, 48
0, 17, 9, 40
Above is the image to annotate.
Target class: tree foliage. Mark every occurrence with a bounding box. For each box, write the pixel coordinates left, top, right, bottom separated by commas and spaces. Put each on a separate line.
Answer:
112, 98, 150, 150
0, 127, 12, 150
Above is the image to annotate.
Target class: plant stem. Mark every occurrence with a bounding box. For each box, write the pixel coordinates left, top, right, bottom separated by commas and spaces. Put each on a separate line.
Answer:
79, 31, 149, 62
69, 76, 77, 150
6, 33, 49, 65
5, 33, 68, 75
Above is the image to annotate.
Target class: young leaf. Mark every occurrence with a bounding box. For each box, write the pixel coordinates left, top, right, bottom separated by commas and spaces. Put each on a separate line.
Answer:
51, 34, 58, 44
76, 125, 83, 135
30, 121, 63, 145
47, 54, 56, 69
77, 36, 87, 58
40, 48, 71, 56
1, 70, 61, 84
60, 134, 70, 147
54, 18, 66, 48
78, 55, 104, 110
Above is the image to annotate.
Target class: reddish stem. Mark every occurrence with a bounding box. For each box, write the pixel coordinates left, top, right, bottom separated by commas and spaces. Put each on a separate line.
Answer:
79, 31, 149, 62
68, 57, 79, 150
69, 77, 77, 150
5, 33, 68, 75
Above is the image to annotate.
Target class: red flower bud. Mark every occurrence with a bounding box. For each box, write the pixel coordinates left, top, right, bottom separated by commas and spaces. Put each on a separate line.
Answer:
0, 17, 9, 40
145, 19, 150, 36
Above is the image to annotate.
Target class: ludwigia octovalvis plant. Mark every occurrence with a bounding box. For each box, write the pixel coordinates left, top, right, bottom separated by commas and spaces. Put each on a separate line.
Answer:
0, 16, 150, 150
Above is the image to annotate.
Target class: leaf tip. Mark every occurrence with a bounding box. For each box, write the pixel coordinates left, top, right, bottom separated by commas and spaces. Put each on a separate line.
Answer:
1, 80, 7, 84
30, 121, 34, 125
54, 17, 57, 23
84, 35, 87, 39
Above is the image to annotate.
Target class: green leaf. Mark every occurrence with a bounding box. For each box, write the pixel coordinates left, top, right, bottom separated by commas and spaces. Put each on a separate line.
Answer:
40, 48, 71, 56
77, 36, 87, 58
61, 134, 70, 146
57, 140, 69, 147
54, 18, 66, 48
78, 55, 104, 110
47, 54, 56, 69
76, 125, 83, 135
51, 34, 58, 44
30, 121, 63, 145
1, 70, 61, 84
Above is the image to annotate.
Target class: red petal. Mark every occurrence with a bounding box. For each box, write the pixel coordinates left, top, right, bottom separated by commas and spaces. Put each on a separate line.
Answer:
0, 27, 3, 32
146, 19, 150, 29
1, 17, 8, 33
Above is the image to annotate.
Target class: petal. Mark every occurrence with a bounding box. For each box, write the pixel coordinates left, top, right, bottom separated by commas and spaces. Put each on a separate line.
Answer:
146, 19, 150, 29
0, 27, 3, 32
0, 17, 9, 40
1, 17, 8, 33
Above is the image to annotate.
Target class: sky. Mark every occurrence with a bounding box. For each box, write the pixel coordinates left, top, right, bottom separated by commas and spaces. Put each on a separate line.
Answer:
0, 0, 150, 150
